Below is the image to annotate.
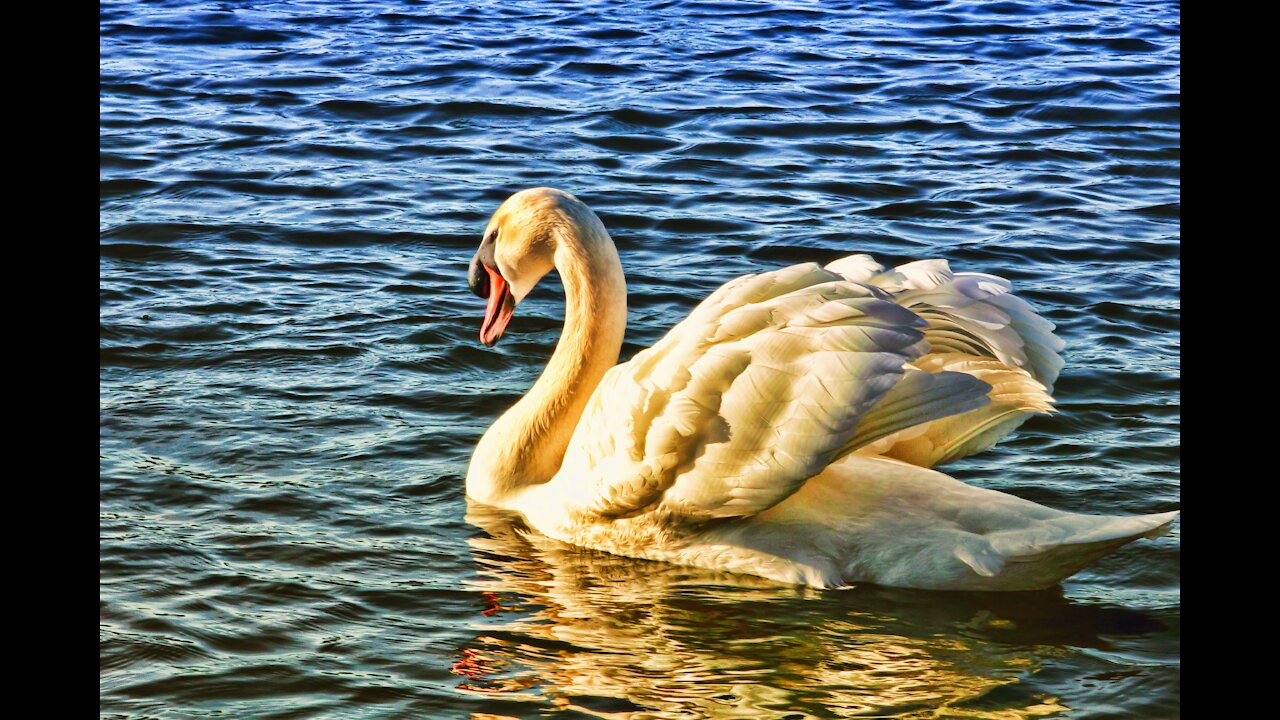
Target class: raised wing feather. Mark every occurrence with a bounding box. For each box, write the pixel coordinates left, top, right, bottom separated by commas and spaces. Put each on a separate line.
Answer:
827, 255, 1065, 467
856, 257, 1065, 391
551, 261, 993, 523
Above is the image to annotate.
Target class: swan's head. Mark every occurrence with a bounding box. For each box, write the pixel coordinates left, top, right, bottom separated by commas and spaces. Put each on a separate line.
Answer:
467, 187, 594, 346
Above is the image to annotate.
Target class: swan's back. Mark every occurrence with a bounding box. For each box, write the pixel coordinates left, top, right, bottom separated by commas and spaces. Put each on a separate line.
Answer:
511, 253, 1174, 590
543, 255, 1058, 519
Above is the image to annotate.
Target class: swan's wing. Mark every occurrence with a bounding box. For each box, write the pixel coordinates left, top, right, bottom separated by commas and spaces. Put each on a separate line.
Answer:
852, 353, 1055, 467
865, 258, 1065, 391
550, 261, 992, 523
828, 256, 1065, 467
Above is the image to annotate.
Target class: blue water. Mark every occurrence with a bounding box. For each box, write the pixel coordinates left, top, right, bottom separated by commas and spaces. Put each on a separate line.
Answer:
101, 0, 1179, 717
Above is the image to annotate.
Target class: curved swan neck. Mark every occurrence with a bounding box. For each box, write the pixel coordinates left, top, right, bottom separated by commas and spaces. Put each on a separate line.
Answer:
467, 209, 626, 505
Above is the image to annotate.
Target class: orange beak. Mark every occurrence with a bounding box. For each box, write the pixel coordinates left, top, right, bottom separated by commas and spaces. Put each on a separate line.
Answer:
480, 264, 515, 346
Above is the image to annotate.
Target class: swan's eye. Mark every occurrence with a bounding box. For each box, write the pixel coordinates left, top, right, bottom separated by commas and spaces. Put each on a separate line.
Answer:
486, 229, 498, 245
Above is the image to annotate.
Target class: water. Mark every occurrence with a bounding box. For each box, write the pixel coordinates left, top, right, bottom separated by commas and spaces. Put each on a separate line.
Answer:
100, 0, 1180, 717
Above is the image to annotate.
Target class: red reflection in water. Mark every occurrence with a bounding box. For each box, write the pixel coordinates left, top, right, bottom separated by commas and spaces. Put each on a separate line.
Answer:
451, 647, 489, 680
481, 591, 502, 616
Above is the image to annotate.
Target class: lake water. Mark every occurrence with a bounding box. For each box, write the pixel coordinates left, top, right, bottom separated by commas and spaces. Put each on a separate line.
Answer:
100, 0, 1180, 717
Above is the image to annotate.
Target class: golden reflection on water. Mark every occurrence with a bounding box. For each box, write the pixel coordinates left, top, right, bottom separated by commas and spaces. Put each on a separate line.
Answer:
458, 503, 1077, 719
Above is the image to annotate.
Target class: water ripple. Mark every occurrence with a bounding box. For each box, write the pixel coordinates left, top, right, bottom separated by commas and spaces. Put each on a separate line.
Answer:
102, 0, 1179, 716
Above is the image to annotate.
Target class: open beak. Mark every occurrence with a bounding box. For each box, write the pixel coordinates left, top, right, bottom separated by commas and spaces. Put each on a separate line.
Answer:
479, 264, 515, 347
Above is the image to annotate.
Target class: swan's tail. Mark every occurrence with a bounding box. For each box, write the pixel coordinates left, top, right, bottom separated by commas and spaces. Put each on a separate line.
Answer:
954, 510, 1179, 591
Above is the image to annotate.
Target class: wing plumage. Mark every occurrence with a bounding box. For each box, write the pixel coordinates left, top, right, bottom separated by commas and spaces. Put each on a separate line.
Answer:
830, 255, 1065, 468
549, 254, 1062, 525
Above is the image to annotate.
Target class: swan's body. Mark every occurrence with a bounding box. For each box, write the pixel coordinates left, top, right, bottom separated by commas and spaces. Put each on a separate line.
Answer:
465, 188, 1177, 590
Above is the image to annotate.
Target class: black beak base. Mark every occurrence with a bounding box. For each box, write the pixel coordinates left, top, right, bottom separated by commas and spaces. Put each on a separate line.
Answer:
468, 229, 497, 298
468, 254, 490, 299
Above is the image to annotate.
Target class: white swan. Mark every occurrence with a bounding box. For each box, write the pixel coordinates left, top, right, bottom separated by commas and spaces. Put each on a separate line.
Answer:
464, 187, 1177, 591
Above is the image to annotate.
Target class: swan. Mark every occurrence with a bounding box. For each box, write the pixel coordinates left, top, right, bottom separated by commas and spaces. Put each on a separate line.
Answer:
464, 187, 1178, 591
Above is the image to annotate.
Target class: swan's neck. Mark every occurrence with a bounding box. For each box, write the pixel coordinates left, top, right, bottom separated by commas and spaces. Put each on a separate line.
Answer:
467, 223, 626, 506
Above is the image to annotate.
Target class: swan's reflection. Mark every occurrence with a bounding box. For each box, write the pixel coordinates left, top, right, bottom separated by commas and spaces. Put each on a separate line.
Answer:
457, 502, 1164, 718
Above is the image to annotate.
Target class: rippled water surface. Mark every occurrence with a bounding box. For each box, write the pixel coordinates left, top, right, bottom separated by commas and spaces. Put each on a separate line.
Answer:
100, 0, 1179, 717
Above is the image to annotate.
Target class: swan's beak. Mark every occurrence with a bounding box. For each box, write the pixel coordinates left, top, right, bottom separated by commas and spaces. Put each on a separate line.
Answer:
479, 264, 516, 347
